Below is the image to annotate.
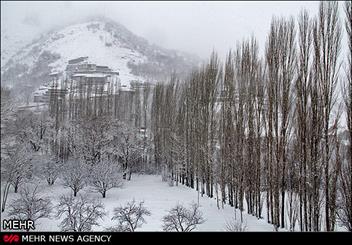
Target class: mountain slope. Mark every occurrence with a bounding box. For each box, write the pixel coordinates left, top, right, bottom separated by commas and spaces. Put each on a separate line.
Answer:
1, 17, 199, 95
1, 22, 44, 66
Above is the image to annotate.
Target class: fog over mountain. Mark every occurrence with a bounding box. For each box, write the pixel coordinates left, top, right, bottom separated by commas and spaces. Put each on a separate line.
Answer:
1, 16, 200, 99
2, 1, 326, 60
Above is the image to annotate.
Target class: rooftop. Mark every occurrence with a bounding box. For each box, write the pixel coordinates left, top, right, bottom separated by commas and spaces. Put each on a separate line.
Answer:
72, 73, 112, 78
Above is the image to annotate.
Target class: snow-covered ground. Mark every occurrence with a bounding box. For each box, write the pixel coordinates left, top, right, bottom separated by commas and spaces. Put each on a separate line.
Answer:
1, 175, 276, 232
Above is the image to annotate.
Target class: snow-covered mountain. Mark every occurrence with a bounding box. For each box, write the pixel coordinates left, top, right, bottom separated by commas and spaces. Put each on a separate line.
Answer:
1, 17, 200, 95
1, 31, 28, 66
1, 22, 44, 66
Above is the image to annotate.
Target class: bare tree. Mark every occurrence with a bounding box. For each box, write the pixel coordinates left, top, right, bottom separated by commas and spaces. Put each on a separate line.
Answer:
8, 185, 52, 229
338, 0, 352, 232
13, 111, 53, 153
0, 86, 15, 140
38, 155, 63, 186
296, 9, 313, 231
56, 194, 106, 232
1, 86, 14, 116
313, 1, 342, 231
109, 200, 151, 232
72, 116, 113, 166
265, 16, 296, 228
285, 189, 299, 231
88, 158, 123, 198
111, 121, 143, 180
225, 217, 247, 232
62, 159, 87, 197
1, 145, 33, 212
162, 203, 205, 232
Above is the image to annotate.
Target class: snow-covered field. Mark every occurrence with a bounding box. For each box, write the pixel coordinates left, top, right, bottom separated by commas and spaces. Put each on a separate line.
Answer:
1, 175, 276, 232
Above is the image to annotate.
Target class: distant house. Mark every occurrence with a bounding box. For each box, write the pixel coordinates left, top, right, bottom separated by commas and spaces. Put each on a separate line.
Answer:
65, 57, 119, 87
96, 65, 111, 72
71, 73, 111, 83
33, 85, 49, 102
130, 80, 149, 89
17, 103, 47, 114
48, 87, 68, 99
68, 56, 89, 64
33, 57, 123, 118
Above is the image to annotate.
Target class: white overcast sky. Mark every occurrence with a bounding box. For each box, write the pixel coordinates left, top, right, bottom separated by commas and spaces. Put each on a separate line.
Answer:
1, 1, 348, 59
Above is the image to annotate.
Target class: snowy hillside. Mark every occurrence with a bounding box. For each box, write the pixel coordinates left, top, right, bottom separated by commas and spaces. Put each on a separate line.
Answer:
1, 17, 199, 92
1, 23, 42, 66
1, 31, 27, 66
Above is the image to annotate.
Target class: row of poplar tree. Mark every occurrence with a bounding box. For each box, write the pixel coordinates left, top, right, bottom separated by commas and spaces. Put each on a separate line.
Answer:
150, 1, 352, 231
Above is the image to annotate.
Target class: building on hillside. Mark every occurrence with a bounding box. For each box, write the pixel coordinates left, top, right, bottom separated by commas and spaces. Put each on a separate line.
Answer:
33, 86, 50, 103
130, 80, 146, 89
68, 56, 89, 65
33, 57, 120, 104
66, 57, 119, 78
32, 57, 142, 126
66, 57, 120, 92
17, 103, 48, 114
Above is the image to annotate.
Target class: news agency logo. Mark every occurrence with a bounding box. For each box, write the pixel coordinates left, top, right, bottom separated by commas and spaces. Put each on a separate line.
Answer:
1, 234, 113, 243
1, 219, 34, 243
2, 219, 35, 231
2, 234, 20, 243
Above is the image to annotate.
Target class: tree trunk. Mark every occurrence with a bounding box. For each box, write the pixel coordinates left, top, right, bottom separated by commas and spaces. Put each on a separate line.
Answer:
1, 183, 11, 212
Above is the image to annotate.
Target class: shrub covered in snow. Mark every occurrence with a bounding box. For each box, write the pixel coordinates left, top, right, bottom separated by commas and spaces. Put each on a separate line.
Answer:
55, 194, 106, 232
162, 203, 205, 232
108, 199, 151, 232
38, 155, 63, 186
225, 218, 247, 232
62, 159, 87, 197
1, 145, 33, 193
88, 158, 123, 198
1, 145, 33, 212
7, 185, 52, 228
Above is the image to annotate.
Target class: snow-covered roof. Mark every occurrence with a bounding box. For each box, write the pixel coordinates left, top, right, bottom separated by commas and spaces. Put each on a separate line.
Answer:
49, 71, 60, 76
119, 86, 135, 92
72, 73, 111, 78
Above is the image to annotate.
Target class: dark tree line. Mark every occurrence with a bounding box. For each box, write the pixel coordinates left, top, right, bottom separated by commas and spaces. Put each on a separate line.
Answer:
150, 1, 351, 231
